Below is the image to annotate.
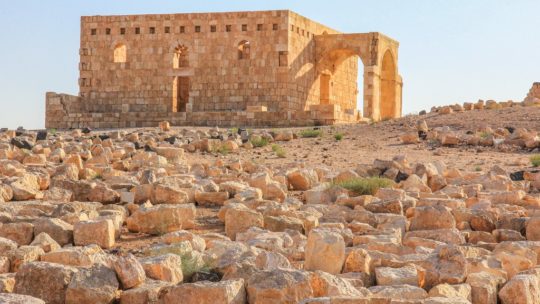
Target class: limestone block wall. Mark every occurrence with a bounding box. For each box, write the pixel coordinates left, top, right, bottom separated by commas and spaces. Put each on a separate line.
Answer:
45, 92, 359, 129
80, 11, 290, 114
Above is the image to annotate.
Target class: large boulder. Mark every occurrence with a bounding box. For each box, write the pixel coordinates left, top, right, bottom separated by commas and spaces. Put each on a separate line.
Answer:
369, 284, 428, 301
140, 254, 183, 284
409, 206, 455, 231
40, 245, 107, 267
119, 280, 173, 304
310, 270, 365, 297
33, 217, 73, 246
0, 222, 34, 245
65, 264, 119, 304
375, 265, 420, 286
225, 205, 264, 240
6, 245, 44, 272
127, 204, 196, 235
499, 274, 540, 304
0, 294, 45, 304
247, 269, 314, 304
287, 169, 319, 191
160, 279, 245, 304
466, 271, 505, 304
114, 254, 146, 289
74, 219, 115, 249
304, 229, 345, 274
14, 262, 78, 304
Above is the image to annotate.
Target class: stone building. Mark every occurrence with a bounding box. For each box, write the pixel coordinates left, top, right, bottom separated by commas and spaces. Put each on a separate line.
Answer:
45, 10, 403, 128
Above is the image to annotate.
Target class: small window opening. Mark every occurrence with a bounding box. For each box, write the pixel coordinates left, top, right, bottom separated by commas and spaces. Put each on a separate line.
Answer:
238, 40, 251, 60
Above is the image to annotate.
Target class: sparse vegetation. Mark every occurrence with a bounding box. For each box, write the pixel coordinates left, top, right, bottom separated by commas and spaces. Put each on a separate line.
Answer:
479, 131, 490, 139
474, 166, 482, 172
531, 154, 540, 167
250, 137, 269, 148
212, 145, 230, 155
334, 133, 344, 141
300, 129, 322, 138
229, 127, 239, 134
49, 128, 57, 135
272, 144, 286, 158
332, 177, 395, 196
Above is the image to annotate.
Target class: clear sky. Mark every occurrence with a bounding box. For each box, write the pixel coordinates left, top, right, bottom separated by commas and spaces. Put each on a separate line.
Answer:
0, 0, 538, 129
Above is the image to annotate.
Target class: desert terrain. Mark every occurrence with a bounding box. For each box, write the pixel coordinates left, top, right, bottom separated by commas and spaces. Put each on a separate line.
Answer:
2, 103, 540, 303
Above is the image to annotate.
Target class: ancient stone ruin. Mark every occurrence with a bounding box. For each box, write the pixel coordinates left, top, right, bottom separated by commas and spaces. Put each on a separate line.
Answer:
45, 10, 402, 129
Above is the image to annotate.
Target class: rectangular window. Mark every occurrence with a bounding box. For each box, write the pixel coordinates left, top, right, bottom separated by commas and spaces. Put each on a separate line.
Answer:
180, 26, 185, 33
195, 26, 201, 33
242, 24, 247, 31
226, 25, 232, 32
291, 25, 294, 31
164, 26, 170, 34
149, 27, 155, 34
135, 27, 140, 34
105, 28, 111, 35
296, 27, 300, 34
301, 29, 305, 36
210, 25, 216, 32
257, 24, 263, 31
273, 24, 278, 31
91, 28, 97, 35
120, 28, 126, 35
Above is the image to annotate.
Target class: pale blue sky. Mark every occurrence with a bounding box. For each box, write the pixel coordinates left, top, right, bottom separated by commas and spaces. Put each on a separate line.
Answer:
0, 1, 538, 129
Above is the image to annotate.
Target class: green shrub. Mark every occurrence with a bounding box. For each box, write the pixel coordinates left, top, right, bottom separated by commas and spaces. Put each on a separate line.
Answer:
229, 127, 239, 135
334, 133, 344, 141
333, 177, 395, 196
300, 129, 322, 138
479, 131, 490, 139
474, 166, 482, 172
271, 144, 286, 158
531, 155, 540, 167
49, 128, 57, 135
212, 145, 230, 155
250, 137, 269, 148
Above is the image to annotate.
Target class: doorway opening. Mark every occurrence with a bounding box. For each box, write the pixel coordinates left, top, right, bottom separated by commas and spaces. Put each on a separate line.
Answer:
172, 76, 189, 112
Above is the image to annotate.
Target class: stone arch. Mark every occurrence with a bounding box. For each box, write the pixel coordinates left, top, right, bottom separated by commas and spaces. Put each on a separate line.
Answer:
314, 33, 402, 121
379, 50, 398, 120
316, 48, 368, 114
113, 43, 126, 63
238, 40, 251, 60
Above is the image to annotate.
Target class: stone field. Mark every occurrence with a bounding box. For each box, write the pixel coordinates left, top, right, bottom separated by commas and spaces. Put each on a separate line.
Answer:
2, 100, 540, 303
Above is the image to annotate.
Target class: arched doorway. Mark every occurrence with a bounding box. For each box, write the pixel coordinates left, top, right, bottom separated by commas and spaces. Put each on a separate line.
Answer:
379, 50, 397, 120
172, 45, 189, 113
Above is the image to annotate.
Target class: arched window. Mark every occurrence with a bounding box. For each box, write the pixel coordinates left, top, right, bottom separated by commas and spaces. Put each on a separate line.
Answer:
113, 44, 126, 63
238, 41, 250, 60
173, 45, 189, 68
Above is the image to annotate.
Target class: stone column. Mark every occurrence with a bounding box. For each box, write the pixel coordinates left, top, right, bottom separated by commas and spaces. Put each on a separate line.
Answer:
363, 65, 381, 121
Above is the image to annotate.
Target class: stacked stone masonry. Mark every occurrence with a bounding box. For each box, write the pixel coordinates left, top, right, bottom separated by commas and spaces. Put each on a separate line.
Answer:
46, 10, 403, 129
